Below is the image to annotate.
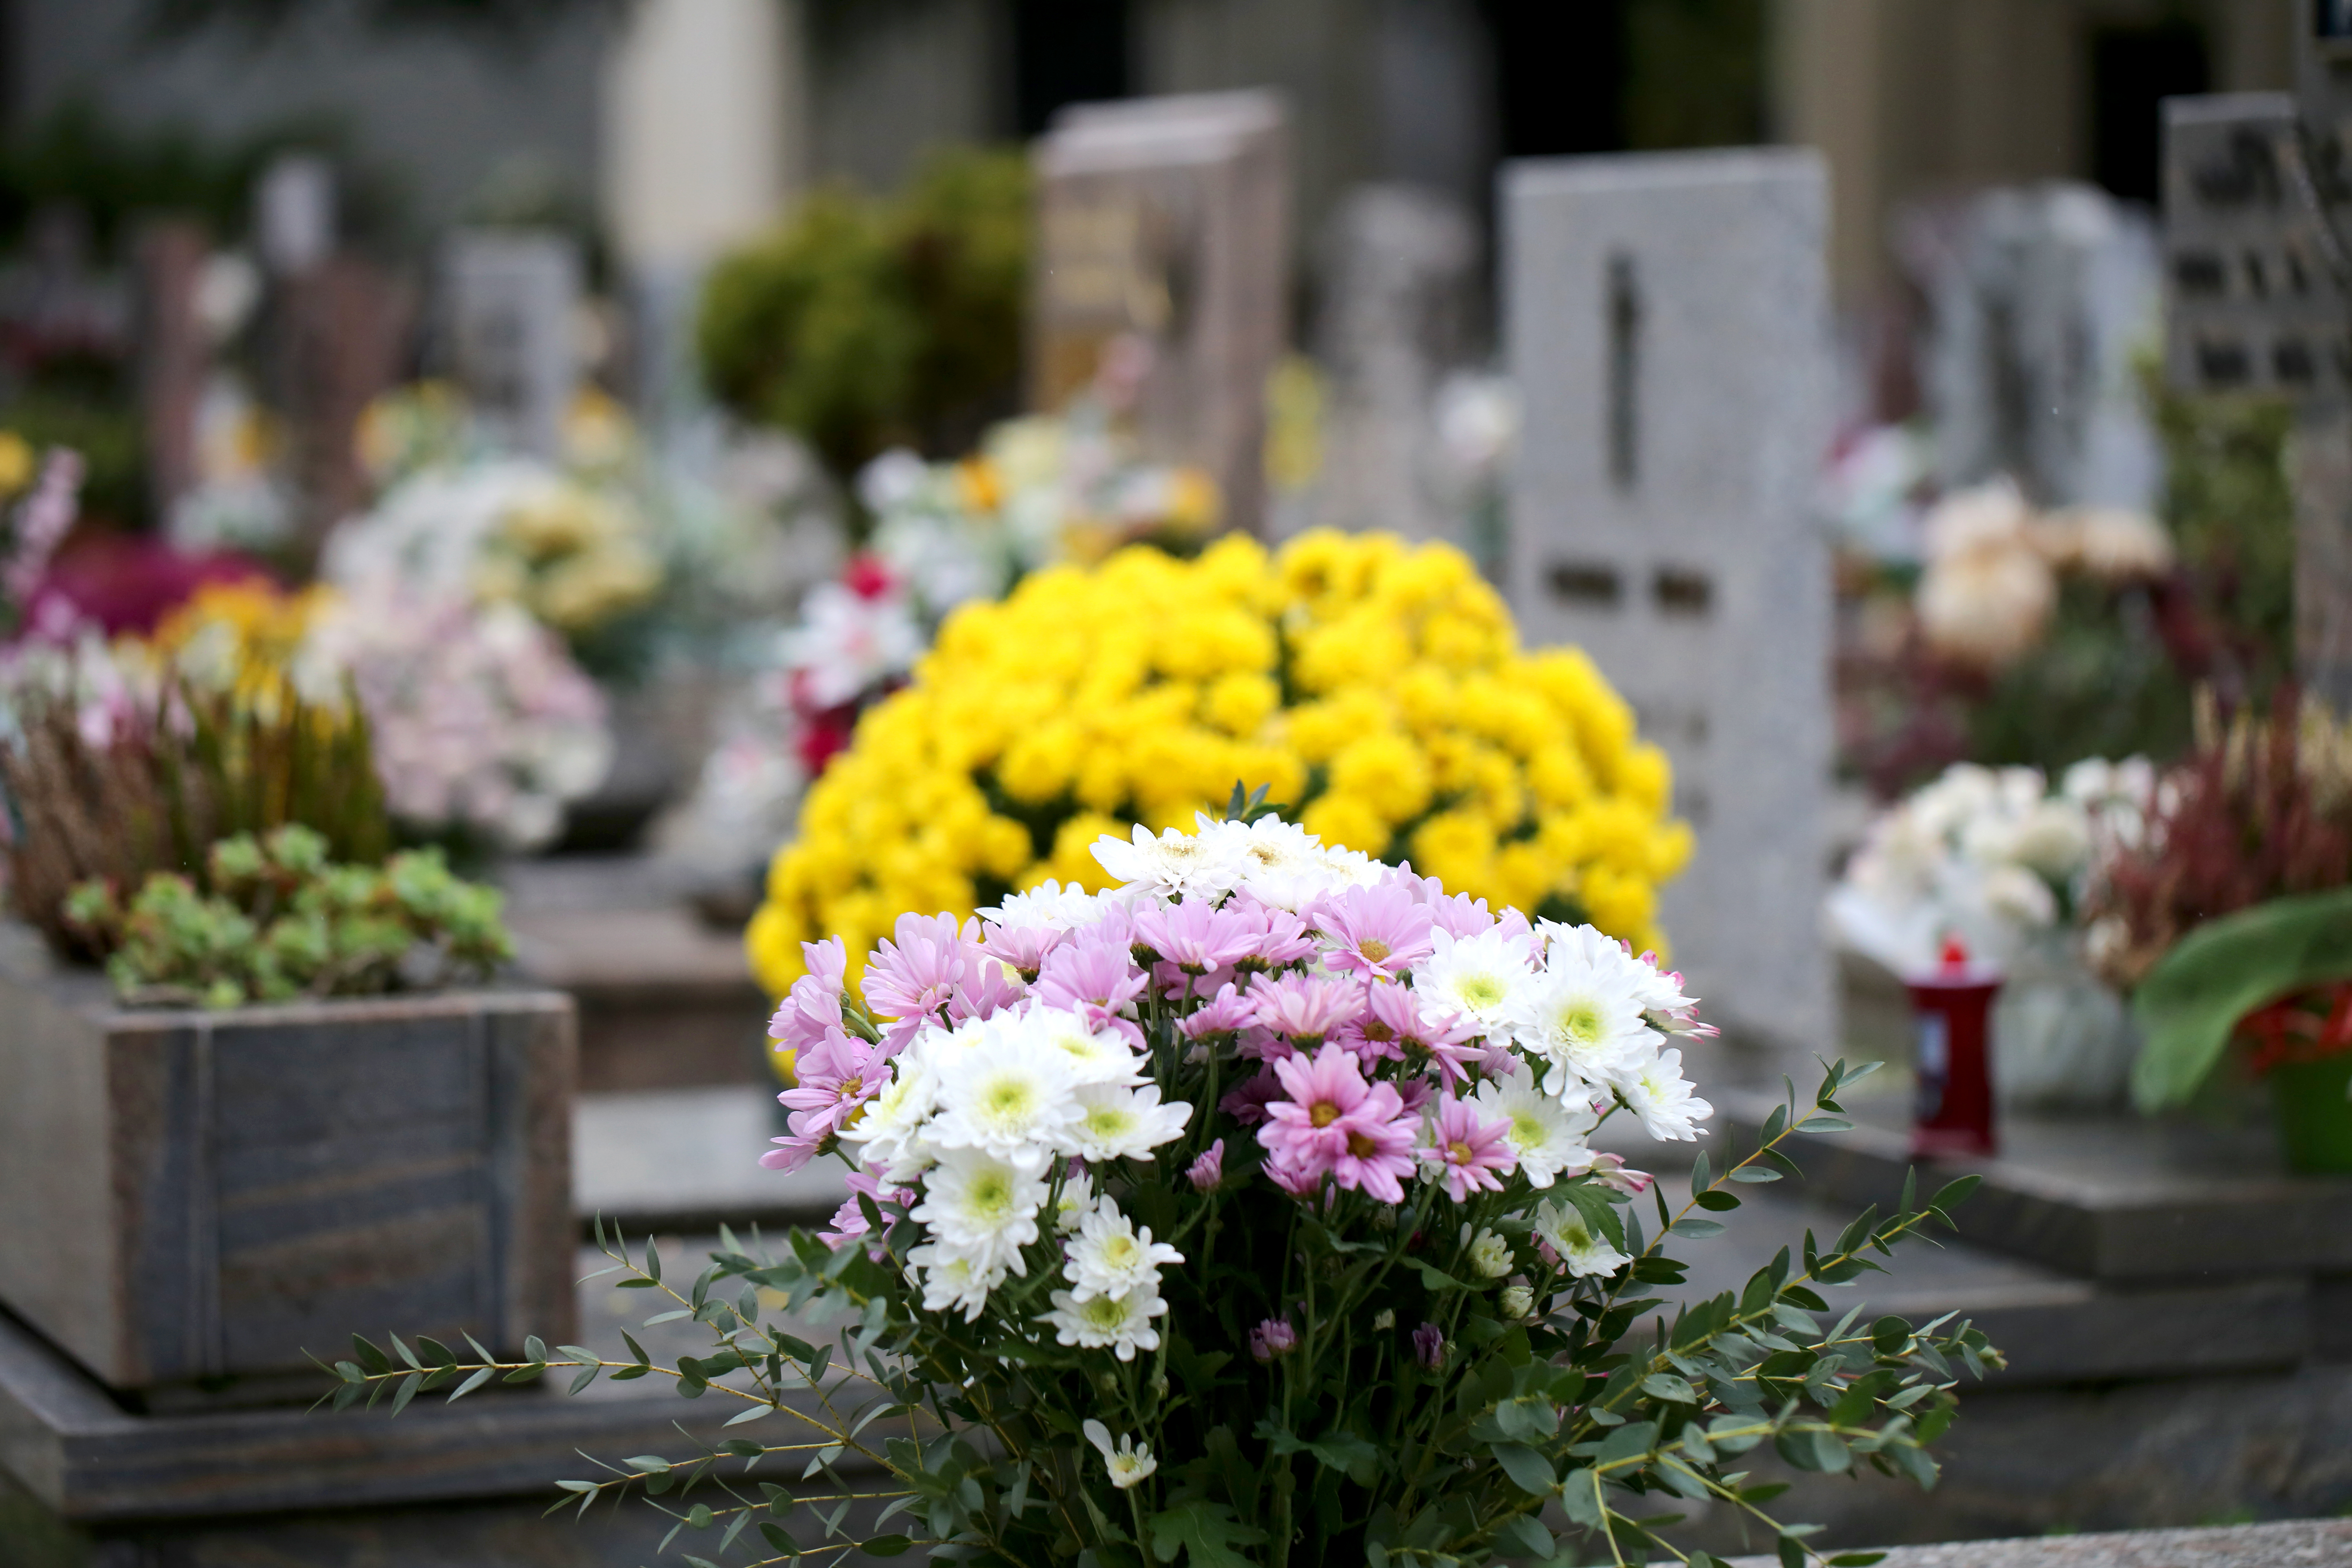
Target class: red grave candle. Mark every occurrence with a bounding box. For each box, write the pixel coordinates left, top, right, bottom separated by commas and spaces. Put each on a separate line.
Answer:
1905, 937, 1999, 1159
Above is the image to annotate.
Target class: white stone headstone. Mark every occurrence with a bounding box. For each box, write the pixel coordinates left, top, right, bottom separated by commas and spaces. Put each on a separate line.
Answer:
1031, 91, 1290, 534
443, 230, 581, 460
1925, 183, 2161, 511
1312, 183, 1478, 543
1504, 148, 1836, 1059
254, 155, 335, 278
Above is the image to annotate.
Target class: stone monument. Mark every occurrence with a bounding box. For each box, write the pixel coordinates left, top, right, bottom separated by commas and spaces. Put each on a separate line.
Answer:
1030, 91, 1289, 535
441, 230, 582, 461
1311, 182, 1479, 543
1503, 148, 1836, 1059
2161, 67, 2352, 708
1922, 183, 2161, 511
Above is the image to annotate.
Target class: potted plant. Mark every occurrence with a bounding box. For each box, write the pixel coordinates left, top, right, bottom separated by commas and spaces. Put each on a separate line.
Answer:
0, 591, 576, 1404
2086, 689, 2352, 1171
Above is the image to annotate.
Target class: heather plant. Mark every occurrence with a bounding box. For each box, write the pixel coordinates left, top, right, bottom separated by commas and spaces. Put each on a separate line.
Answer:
64, 824, 511, 1009
334, 799, 1994, 1567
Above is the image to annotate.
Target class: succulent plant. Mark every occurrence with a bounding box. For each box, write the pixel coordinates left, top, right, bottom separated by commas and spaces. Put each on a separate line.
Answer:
65, 825, 513, 1009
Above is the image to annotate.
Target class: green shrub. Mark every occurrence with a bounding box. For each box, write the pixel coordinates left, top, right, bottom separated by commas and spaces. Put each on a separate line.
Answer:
697, 146, 1029, 486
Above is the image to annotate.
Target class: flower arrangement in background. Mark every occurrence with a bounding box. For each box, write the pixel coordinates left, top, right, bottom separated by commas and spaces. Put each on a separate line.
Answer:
323, 454, 662, 659
2084, 689, 2352, 995
338, 811, 1993, 1565
135, 576, 609, 853
1912, 481, 2173, 671
861, 405, 1222, 621
301, 580, 612, 852
747, 530, 1691, 999
1828, 757, 2154, 981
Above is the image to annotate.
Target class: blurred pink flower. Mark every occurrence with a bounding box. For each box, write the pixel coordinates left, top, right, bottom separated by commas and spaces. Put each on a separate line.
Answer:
1422, 1095, 1518, 1202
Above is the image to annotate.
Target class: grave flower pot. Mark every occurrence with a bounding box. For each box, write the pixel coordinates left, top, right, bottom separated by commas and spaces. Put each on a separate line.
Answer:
2242, 981, 2352, 1176
0, 947, 576, 1405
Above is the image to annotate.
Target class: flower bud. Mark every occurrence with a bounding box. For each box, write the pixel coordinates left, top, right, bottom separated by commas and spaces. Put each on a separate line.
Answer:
1249, 1318, 1298, 1361
1499, 1284, 1534, 1319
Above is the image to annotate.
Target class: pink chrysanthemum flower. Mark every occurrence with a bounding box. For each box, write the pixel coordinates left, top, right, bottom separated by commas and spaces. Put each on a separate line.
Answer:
1315, 882, 1437, 981
1395, 864, 1496, 939
1246, 971, 1365, 1048
1259, 1047, 1417, 1202
1219, 1068, 1287, 1125
979, 921, 1064, 981
767, 936, 849, 1052
763, 1031, 889, 1172
1422, 1094, 1518, 1201
1132, 898, 1259, 976
1249, 1317, 1297, 1361
949, 956, 1027, 1026
819, 1168, 912, 1258
1181, 982, 1256, 1045
1335, 982, 1482, 1085
862, 912, 983, 1045
1035, 934, 1149, 1027
1226, 893, 1319, 970
1186, 1138, 1226, 1192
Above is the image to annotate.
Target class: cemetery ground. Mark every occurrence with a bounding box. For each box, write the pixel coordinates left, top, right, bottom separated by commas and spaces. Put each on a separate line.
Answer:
0, 853, 2344, 1564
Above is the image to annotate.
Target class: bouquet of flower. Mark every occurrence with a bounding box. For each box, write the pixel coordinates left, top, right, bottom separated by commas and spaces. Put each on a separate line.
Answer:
749, 532, 1691, 1002
301, 579, 612, 852
1828, 758, 2153, 981
321, 452, 663, 666
336, 805, 1993, 1567
860, 406, 1221, 620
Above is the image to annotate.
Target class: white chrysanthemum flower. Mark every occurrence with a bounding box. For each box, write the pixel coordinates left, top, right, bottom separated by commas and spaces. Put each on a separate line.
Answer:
1609, 1046, 1715, 1142
1054, 1172, 1095, 1235
1533, 1197, 1633, 1279
1470, 1066, 1597, 1188
1412, 925, 1537, 1038
1064, 1197, 1184, 1301
908, 1146, 1049, 1274
1043, 1282, 1166, 1361
1066, 1082, 1192, 1162
839, 1056, 938, 1179
1502, 932, 1659, 1098
1204, 813, 1348, 911
1498, 1283, 1535, 1319
1022, 1005, 1148, 1087
907, 1239, 1008, 1322
981, 879, 1124, 933
1465, 1228, 1513, 1279
927, 1027, 1083, 1159
1092, 822, 1241, 901
1082, 1420, 1159, 1489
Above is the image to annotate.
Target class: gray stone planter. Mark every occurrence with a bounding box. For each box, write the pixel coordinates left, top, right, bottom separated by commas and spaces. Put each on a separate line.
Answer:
0, 953, 576, 1405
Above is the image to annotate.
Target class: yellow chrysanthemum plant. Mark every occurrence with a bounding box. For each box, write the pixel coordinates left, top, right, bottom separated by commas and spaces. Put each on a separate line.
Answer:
747, 530, 1692, 1046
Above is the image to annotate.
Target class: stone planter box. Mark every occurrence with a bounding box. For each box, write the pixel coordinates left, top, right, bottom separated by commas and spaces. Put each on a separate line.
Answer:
0, 952, 576, 1404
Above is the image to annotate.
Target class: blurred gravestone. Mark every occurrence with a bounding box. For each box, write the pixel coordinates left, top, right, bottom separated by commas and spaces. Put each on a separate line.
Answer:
1312, 183, 1478, 542
134, 221, 209, 519
443, 231, 581, 461
1922, 183, 2161, 511
1031, 91, 1289, 535
2160, 17, 2352, 706
252, 156, 409, 552
1504, 148, 1836, 1059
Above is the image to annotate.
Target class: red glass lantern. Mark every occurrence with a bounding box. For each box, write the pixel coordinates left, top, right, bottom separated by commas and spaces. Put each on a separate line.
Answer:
1907, 938, 1999, 1159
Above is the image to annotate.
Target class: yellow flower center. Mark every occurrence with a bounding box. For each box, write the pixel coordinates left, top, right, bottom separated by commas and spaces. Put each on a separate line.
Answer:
1359, 938, 1391, 963
1447, 1139, 1475, 1166
1311, 1101, 1341, 1129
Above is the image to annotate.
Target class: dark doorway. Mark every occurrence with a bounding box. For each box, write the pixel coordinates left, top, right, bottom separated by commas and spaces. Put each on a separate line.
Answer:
1012, 0, 1131, 137
2091, 21, 2209, 205
1478, 0, 1628, 158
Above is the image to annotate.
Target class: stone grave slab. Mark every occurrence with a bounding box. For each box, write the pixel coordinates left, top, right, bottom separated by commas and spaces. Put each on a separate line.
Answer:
573, 1085, 846, 1234
1729, 1522, 2352, 1568
441, 230, 581, 460
1712, 1085, 2352, 1285
1502, 148, 1836, 1059
1031, 90, 1290, 534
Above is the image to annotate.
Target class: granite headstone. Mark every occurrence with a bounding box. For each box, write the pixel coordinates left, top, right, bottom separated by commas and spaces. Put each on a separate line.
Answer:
1504, 148, 1836, 1059
1031, 91, 1290, 535
442, 230, 582, 461
1311, 182, 1478, 542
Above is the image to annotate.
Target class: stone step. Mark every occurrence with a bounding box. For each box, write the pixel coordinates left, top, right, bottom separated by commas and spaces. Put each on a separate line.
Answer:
1714, 1082, 2352, 1284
